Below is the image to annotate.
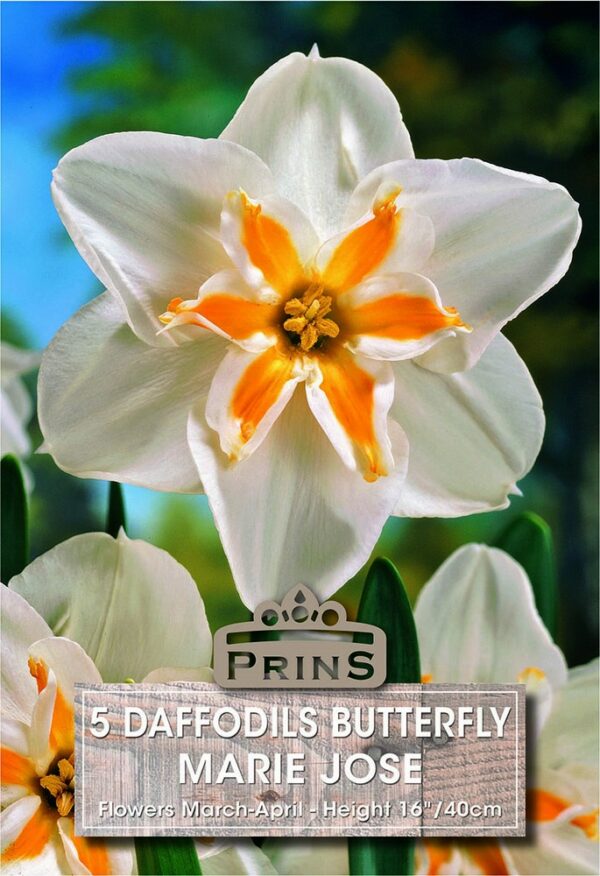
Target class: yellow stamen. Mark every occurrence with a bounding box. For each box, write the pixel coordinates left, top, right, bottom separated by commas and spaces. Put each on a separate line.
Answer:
305, 300, 321, 321
316, 318, 339, 338
282, 298, 305, 317
58, 758, 75, 783
40, 754, 75, 817
39, 775, 64, 797
283, 316, 307, 334
301, 324, 319, 352
56, 792, 74, 817
283, 284, 340, 351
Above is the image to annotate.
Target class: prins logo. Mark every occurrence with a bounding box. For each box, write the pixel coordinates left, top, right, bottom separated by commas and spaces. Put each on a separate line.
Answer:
213, 585, 386, 689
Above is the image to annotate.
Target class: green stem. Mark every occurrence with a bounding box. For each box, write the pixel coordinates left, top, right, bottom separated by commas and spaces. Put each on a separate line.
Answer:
1, 455, 29, 583
106, 481, 127, 537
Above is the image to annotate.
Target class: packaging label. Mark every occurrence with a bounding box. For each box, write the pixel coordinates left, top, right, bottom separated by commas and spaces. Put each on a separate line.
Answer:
75, 682, 525, 837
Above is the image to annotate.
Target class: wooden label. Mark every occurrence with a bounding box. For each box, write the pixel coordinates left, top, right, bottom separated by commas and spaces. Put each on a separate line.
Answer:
75, 683, 525, 837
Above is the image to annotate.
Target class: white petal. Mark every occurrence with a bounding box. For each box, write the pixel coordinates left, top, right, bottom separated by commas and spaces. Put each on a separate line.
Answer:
0, 343, 39, 460
2, 375, 31, 424
0, 588, 52, 723
1, 718, 30, 757
28, 671, 57, 774
1, 342, 41, 383
56, 820, 91, 876
537, 659, 599, 774
57, 818, 135, 876
38, 290, 226, 492
1, 785, 30, 809
348, 158, 581, 369
52, 133, 275, 345
1, 798, 71, 876
188, 390, 407, 607
221, 52, 413, 237
1, 719, 33, 806
0, 836, 68, 876
390, 334, 545, 516
262, 839, 348, 875
414, 545, 568, 691
503, 819, 600, 876
27, 638, 100, 773
10, 531, 212, 683
0, 796, 39, 850
205, 345, 305, 461
220, 191, 320, 292
304, 354, 398, 477
28, 637, 102, 705
2, 382, 33, 458
341, 272, 467, 361
533, 765, 599, 829
198, 840, 278, 875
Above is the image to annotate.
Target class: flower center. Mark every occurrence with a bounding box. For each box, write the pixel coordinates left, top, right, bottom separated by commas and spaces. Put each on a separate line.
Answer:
39, 753, 75, 817
282, 281, 340, 352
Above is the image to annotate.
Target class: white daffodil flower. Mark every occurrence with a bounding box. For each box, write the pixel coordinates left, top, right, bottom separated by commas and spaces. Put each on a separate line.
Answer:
263, 838, 349, 875
414, 545, 598, 875
1, 342, 39, 460
39, 51, 580, 606
263, 546, 598, 876
0, 531, 274, 875
502, 660, 599, 876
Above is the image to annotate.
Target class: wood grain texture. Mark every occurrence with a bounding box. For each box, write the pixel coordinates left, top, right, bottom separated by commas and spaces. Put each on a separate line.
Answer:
75, 683, 525, 838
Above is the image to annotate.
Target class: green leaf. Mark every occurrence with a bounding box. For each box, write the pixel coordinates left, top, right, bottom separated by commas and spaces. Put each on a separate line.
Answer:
495, 512, 558, 639
349, 557, 420, 876
106, 481, 127, 537
135, 838, 202, 875
1, 455, 28, 583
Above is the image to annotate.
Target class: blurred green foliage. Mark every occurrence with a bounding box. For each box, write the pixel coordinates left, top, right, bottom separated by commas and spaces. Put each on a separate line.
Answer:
9, 2, 598, 662
1, 455, 29, 582
0, 317, 105, 559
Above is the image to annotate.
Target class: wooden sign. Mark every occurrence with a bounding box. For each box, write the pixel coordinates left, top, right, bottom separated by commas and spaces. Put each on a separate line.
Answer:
75, 683, 525, 837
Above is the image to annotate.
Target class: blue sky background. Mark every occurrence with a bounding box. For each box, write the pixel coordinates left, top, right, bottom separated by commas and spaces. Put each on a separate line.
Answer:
2, 2, 107, 347
1, 2, 174, 527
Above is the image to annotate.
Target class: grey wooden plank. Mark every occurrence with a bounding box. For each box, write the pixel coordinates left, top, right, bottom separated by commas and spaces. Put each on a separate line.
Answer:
75, 683, 525, 838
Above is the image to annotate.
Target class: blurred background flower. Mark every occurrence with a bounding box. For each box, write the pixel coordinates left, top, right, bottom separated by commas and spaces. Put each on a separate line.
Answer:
1, 2, 597, 664
1, 343, 39, 467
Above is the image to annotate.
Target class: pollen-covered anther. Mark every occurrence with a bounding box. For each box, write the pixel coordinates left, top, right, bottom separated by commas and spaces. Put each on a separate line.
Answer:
56, 792, 74, 817
283, 316, 307, 333
40, 754, 76, 817
373, 186, 402, 216
283, 286, 340, 352
39, 775, 64, 797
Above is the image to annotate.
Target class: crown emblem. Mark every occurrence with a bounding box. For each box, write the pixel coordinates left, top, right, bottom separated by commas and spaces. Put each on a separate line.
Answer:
213, 585, 386, 688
